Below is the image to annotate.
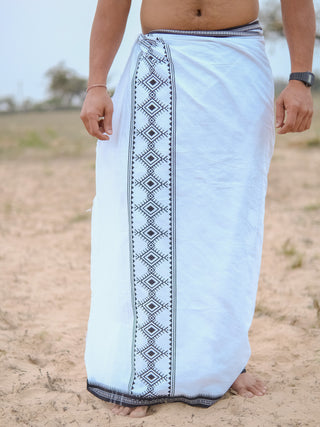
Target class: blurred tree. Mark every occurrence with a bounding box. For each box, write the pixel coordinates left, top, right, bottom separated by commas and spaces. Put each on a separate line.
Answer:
45, 62, 87, 108
21, 98, 35, 112
0, 96, 16, 112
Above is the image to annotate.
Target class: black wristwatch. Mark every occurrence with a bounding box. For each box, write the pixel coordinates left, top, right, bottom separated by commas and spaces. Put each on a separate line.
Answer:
289, 72, 315, 87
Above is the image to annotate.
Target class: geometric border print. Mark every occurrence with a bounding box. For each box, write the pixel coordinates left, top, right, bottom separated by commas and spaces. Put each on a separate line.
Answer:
127, 35, 177, 398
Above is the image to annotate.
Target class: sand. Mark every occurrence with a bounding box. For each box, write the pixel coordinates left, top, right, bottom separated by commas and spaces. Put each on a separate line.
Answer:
0, 109, 320, 426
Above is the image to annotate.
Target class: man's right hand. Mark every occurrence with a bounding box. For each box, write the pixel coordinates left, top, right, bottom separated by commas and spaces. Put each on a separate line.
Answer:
80, 88, 114, 141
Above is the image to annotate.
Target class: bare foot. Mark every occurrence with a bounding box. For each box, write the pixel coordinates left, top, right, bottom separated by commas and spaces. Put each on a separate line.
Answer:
231, 371, 267, 398
111, 404, 149, 417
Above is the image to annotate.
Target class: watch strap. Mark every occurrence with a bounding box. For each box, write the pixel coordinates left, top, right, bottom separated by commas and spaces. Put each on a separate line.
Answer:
289, 72, 315, 87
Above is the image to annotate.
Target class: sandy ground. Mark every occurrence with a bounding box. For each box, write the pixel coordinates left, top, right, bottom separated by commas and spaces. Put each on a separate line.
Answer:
0, 110, 320, 426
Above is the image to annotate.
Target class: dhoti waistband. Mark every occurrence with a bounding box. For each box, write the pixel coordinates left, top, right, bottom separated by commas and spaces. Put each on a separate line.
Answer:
146, 19, 263, 38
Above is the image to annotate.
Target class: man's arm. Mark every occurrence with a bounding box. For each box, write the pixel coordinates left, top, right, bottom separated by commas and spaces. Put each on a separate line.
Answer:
80, 0, 132, 140
276, 0, 316, 134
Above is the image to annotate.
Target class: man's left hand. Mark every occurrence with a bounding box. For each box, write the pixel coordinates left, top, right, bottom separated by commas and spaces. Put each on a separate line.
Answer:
275, 80, 313, 134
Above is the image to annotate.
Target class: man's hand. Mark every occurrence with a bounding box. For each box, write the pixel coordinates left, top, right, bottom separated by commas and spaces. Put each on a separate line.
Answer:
276, 80, 313, 134
80, 88, 114, 141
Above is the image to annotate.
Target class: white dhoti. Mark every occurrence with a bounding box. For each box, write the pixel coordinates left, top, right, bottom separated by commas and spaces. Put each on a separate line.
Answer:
85, 20, 275, 407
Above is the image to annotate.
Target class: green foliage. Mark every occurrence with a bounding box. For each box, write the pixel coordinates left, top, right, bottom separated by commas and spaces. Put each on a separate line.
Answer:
281, 239, 304, 270
304, 203, 320, 211
306, 138, 320, 148
19, 131, 47, 148
291, 254, 304, 269
281, 239, 297, 257
0, 111, 95, 160
46, 128, 58, 138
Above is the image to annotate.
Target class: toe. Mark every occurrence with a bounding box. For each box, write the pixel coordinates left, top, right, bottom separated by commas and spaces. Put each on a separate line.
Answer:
237, 387, 254, 398
246, 382, 267, 396
119, 406, 132, 416
254, 384, 267, 396
129, 405, 149, 418
255, 379, 266, 389
253, 380, 267, 394
251, 387, 264, 396
243, 391, 254, 398
111, 404, 121, 414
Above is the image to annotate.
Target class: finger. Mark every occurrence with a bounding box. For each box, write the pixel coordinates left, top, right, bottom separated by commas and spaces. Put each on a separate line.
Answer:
295, 112, 308, 132
297, 114, 310, 132
298, 116, 312, 133
277, 109, 298, 134
98, 118, 106, 133
104, 109, 113, 135
297, 105, 313, 132
98, 117, 112, 139
88, 119, 109, 140
305, 116, 312, 131
275, 97, 285, 128
81, 117, 93, 137
80, 112, 89, 131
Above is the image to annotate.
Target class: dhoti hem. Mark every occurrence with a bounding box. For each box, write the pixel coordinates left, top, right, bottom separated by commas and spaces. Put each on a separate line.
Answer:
87, 381, 223, 408
85, 20, 275, 408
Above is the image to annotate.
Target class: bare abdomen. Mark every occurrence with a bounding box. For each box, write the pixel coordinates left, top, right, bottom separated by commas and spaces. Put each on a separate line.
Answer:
141, 0, 259, 34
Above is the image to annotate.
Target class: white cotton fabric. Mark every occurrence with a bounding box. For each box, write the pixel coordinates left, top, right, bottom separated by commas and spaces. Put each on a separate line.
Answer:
85, 30, 275, 406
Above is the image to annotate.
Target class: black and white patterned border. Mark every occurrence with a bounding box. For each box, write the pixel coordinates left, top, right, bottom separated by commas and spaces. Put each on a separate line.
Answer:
127, 35, 177, 398
87, 381, 223, 408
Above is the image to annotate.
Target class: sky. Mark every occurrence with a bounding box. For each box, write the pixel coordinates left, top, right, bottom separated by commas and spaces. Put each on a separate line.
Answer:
1, 0, 319, 103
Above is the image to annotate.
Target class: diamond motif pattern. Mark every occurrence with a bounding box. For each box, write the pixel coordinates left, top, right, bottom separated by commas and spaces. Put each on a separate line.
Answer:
128, 36, 176, 398
143, 74, 163, 91
138, 123, 167, 143
140, 321, 167, 339
138, 248, 166, 267
138, 199, 166, 218
142, 151, 162, 167
139, 295, 168, 315
139, 174, 165, 193
138, 367, 167, 388
140, 345, 165, 363
140, 99, 163, 117
137, 224, 167, 243
137, 273, 165, 291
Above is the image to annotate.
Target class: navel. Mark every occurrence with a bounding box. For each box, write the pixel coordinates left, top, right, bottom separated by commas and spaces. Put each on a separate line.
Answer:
196, 9, 202, 17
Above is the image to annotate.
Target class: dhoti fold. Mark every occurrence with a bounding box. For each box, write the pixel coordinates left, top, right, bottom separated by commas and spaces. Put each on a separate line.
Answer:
85, 20, 275, 408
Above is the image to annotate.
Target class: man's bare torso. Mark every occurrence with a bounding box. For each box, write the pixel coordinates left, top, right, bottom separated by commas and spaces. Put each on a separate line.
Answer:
141, 0, 259, 34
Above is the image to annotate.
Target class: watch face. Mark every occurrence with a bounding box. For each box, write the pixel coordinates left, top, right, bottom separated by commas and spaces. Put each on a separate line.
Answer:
306, 74, 314, 86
